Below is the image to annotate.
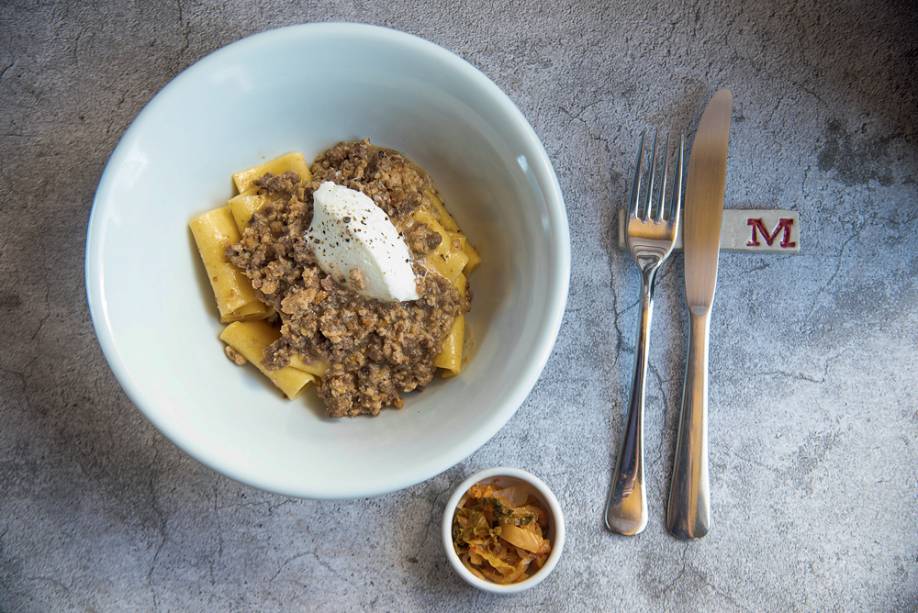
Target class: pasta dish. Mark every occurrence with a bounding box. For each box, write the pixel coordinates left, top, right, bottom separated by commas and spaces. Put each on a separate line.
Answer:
189, 140, 478, 417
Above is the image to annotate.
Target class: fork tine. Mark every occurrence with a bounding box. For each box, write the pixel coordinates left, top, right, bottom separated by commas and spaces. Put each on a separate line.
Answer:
643, 130, 658, 219
670, 132, 685, 225
628, 131, 646, 217
655, 133, 670, 221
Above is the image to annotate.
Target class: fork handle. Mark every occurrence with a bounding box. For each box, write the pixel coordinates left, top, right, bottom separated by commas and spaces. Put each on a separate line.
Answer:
667, 309, 711, 539
605, 270, 654, 535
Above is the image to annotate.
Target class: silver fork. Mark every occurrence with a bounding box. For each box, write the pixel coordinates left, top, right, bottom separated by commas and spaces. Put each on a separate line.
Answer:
605, 130, 684, 536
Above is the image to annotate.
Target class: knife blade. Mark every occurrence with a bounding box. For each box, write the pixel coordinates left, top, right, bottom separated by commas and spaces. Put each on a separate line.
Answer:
683, 89, 733, 309
667, 89, 732, 540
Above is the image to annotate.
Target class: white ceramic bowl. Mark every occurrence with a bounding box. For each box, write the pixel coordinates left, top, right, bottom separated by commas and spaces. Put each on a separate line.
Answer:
86, 23, 570, 499
442, 467, 566, 593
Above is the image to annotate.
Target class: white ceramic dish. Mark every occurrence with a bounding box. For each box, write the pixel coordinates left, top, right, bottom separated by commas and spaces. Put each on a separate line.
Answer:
442, 467, 565, 593
85, 23, 570, 499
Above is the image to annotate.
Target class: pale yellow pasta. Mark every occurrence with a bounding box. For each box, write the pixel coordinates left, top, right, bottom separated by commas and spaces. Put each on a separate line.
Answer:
448, 231, 481, 273
426, 189, 459, 231
220, 321, 315, 399
452, 272, 467, 297
413, 209, 469, 282
428, 239, 469, 282
411, 207, 474, 376
427, 193, 478, 273
228, 191, 268, 232
232, 152, 312, 194
231, 301, 274, 321
435, 315, 464, 374
189, 207, 271, 323
289, 355, 329, 378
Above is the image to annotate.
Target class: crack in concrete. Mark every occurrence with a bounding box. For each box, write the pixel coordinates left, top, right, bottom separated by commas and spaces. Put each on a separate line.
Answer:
267, 499, 296, 515
558, 103, 612, 154
560, 96, 607, 124
716, 368, 824, 384
413, 479, 455, 563
802, 163, 812, 193
807, 222, 862, 316
742, 259, 772, 273
208, 484, 222, 587
175, 0, 191, 58
608, 260, 625, 370
30, 261, 52, 343
715, 347, 844, 387
697, 571, 755, 613
270, 551, 311, 582
648, 362, 674, 474
271, 549, 348, 584
146, 446, 167, 612
656, 544, 690, 597
723, 448, 781, 476
788, 77, 830, 110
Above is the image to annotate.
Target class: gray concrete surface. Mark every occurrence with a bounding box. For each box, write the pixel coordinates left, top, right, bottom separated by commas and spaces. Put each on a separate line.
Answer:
1, 1, 916, 611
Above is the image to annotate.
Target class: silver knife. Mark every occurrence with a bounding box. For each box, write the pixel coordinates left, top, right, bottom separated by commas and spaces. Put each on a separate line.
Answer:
667, 89, 732, 539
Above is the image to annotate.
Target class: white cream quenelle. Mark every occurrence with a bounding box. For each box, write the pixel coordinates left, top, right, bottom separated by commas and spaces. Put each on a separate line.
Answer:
305, 181, 419, 302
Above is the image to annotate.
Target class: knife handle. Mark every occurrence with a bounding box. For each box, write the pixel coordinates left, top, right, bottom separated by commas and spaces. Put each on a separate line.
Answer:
667, 309, 711, 539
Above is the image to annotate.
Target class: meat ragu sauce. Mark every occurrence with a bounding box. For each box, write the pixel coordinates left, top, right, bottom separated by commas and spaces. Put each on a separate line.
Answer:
228, 140, 469, 417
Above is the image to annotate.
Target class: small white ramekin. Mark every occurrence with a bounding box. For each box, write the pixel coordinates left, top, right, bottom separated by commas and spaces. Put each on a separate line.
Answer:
441, 467, 565, 594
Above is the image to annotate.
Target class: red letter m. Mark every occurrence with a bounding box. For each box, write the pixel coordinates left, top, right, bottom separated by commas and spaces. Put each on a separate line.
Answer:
747, 218, 796, 248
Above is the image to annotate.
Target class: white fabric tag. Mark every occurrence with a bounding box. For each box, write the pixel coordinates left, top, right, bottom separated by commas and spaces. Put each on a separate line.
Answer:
618, 209, 800, 253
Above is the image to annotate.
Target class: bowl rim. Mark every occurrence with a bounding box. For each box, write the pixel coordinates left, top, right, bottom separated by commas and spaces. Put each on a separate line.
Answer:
84, 22, 571, 499
441, 467, 566, 593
